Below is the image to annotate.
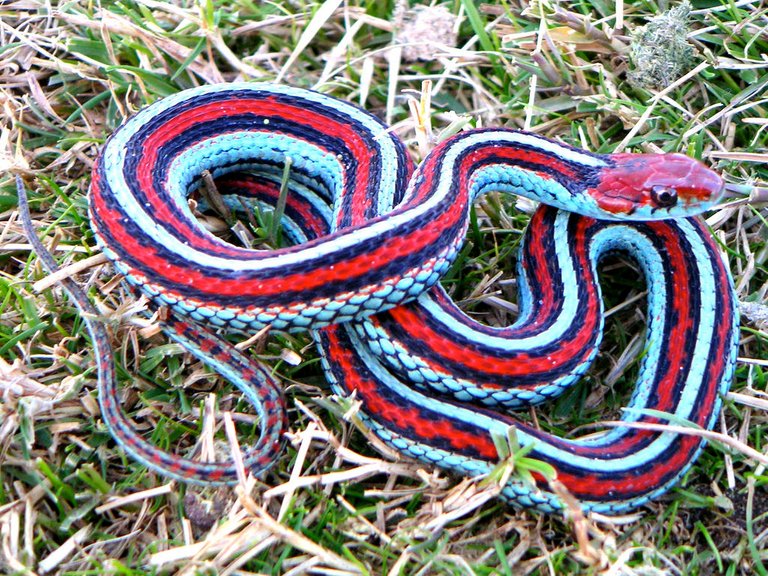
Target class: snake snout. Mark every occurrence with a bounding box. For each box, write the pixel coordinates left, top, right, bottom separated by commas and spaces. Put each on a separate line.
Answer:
651, 153, 724, 208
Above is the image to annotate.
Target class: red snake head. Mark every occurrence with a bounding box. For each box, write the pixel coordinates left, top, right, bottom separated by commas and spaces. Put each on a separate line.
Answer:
587, 153, 724, 218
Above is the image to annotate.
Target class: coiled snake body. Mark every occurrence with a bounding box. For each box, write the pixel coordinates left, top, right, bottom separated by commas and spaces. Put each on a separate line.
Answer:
26, 83, 738, 514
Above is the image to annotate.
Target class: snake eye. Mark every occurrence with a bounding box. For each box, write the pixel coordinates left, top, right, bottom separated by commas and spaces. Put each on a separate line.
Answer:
651, 185, 678, 208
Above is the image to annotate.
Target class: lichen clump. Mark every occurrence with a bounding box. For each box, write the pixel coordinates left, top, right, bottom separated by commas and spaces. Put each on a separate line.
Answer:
393, 3, 458, 62
628, 2, 697, 90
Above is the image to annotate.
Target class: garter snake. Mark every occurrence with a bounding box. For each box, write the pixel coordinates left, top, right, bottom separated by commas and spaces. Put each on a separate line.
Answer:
21, 83, 738, 514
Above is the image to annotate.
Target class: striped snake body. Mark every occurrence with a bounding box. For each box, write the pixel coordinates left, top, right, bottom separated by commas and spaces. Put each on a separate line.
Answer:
26, 83, 738, 514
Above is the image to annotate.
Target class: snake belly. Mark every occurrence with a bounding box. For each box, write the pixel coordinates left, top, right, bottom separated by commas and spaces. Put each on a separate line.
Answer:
87, 83, 738, 514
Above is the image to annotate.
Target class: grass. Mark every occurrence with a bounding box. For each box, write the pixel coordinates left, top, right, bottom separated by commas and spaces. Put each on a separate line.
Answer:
1, 0, 767, 574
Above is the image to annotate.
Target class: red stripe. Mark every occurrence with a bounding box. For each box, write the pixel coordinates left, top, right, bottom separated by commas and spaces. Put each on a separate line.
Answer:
324, 326, 500, 459
91, 97, 466, 302
325, 215, 729, 505
405, 137, 578, 207
551, 434, 700, 498
375, 217, 601, 382
93, 190, 464, 299
94, 96, 374, 257
217, 176, 330, 238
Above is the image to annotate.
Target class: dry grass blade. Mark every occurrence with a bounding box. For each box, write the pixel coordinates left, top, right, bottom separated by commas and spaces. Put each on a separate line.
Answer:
276, 0, 345, 83
37, 526, 91, 574
603, 418, 768, 467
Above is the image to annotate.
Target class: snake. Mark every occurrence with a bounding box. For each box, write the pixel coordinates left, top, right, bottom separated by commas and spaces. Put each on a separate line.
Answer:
21, 82, 738, 514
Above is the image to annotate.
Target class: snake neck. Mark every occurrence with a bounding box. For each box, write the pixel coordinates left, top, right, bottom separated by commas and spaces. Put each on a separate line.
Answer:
400, 129, 604, 215
404, 128, 722, 221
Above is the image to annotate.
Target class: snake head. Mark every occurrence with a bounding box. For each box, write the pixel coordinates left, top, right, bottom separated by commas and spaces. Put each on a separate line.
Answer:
587, 153, 724, 219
